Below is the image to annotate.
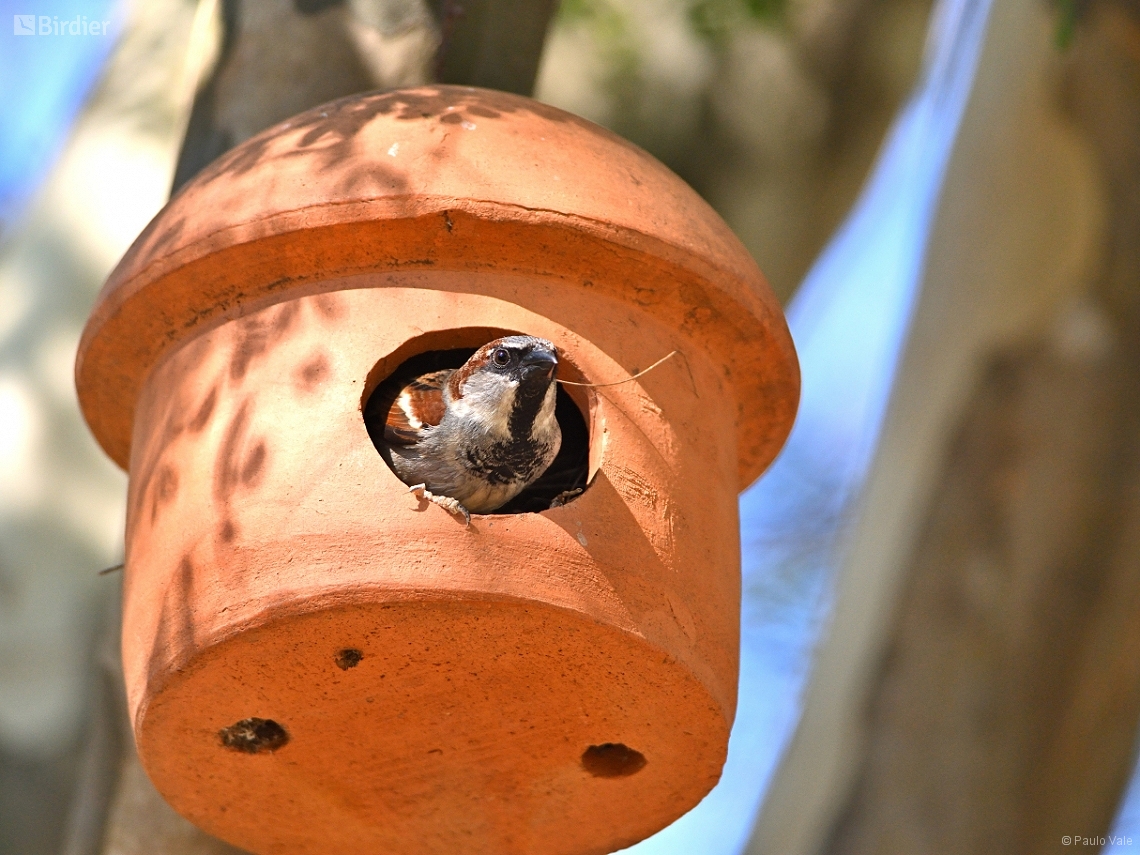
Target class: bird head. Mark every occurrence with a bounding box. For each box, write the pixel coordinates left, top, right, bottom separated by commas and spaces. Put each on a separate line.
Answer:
446, 336, 559, 440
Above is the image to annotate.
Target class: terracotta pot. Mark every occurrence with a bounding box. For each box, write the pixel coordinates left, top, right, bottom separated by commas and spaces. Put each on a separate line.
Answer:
76, 86, 798, 855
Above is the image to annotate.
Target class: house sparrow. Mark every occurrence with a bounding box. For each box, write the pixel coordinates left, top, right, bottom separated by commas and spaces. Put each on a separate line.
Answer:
370, 336, 562, 525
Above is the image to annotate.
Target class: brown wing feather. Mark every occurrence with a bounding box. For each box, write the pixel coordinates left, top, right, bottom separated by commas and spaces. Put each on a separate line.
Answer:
383, 370, 450, 445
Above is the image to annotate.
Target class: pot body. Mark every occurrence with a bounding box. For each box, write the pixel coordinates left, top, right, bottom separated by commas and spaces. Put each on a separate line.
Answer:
78, 84, 799, 855
125, 276, 741, 854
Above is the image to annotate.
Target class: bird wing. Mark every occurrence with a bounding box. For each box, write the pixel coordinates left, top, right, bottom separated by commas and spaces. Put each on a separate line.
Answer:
383, 370, 450, 445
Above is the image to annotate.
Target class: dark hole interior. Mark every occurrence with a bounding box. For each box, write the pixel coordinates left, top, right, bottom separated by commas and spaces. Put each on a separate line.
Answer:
335, 648, 363, 670
363, 347, 590, 514
218, 718, 289, 754
581, 743, 647, 778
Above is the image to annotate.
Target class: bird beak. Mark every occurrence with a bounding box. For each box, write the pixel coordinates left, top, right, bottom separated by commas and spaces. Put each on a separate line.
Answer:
520, 350, 558, 378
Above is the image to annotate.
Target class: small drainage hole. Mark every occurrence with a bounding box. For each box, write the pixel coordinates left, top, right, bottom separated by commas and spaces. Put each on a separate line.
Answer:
335, 648, 363, 670
219, 718, 289, 754
581, 742, 646, 778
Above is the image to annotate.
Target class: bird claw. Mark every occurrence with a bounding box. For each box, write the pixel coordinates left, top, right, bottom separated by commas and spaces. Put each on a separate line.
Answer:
408, 484, 471, 527
549, 488, 583, 509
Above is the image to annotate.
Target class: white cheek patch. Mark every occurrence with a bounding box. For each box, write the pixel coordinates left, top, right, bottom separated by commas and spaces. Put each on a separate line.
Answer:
453, 373, 517, 439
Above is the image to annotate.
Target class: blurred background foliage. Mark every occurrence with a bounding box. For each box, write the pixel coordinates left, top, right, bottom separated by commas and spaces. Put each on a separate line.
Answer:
536, 0, 932, 300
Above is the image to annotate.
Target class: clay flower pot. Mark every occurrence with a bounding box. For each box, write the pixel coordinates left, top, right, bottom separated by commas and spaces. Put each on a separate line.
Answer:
76, 86, 798, 855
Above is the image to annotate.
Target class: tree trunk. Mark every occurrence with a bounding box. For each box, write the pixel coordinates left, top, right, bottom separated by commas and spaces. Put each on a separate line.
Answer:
822, 4, 1140, 853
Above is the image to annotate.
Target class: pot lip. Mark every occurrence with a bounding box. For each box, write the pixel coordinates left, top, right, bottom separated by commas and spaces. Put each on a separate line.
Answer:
76, 86, 799, 488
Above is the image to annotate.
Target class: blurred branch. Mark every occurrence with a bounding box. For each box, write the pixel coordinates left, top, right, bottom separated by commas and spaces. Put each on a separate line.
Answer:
431, 0, 559, 94
172, 0, 558, 193
812, 4, 1140, 853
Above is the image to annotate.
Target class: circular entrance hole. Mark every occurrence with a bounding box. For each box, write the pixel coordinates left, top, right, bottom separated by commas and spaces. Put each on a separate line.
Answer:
219, 718, 289, 754
581, 743, 647, 778
363, 339, 590, 514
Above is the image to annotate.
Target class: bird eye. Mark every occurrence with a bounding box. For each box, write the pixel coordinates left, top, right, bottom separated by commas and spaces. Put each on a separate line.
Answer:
492, 348, 511, 366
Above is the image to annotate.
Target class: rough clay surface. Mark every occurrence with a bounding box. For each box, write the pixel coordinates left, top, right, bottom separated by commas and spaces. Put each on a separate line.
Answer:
122, 289, 743, 854
77, 87, 799, 855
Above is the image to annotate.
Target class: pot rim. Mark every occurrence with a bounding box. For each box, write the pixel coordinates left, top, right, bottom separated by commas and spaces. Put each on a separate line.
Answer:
76, 86, 799, 489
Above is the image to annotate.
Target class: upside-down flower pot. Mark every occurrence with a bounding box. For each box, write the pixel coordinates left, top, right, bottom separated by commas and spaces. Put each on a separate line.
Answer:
75, 86, 798, 855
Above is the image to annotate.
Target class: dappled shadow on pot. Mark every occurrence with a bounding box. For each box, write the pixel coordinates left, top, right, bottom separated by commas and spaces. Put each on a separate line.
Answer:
196, 86, 573, 177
